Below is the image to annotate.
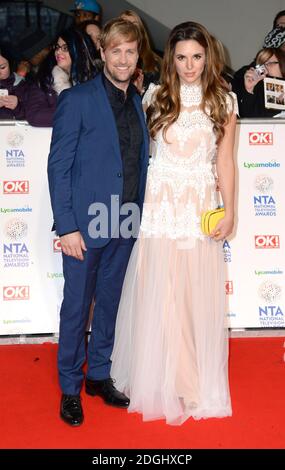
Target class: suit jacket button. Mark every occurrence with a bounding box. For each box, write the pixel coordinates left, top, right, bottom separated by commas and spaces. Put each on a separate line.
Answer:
117, 172, 122, 177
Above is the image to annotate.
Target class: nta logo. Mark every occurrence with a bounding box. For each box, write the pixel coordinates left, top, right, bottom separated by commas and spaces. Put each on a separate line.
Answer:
7, 131, 24, 147
258, 281, 281, 303
255, 235, 280, 249
5, 218, 28, 241
3, 181, 29, 194
254, 175, 273, 194
3, 286, 30, 301
249, 132, 273, 145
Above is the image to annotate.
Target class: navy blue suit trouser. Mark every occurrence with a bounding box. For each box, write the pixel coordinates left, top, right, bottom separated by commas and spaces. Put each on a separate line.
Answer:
58, 235, 135, 395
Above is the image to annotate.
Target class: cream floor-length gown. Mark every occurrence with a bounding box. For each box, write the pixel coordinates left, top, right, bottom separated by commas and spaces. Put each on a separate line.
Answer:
111, 83, 237, 425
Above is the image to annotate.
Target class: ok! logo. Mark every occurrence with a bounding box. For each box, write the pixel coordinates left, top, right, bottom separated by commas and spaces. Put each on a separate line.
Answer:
255, 235, 280, 249
3, 286, 30, 301
3, 181, 29, 194
249, 132, 273, 145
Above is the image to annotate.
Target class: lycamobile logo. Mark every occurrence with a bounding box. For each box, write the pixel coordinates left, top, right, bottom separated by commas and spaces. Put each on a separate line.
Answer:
244, 161, 280, 169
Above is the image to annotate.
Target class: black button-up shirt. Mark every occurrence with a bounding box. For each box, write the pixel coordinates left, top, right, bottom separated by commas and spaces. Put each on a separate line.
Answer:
103, 74, 143, 203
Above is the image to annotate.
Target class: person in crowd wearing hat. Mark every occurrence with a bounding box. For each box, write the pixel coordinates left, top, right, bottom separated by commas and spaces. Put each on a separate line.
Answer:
47, 18, 149, 427
0, 46, 32, 120
232, 27, 285, 117
25, 27, 101, 127
70, 0, 101, 26
263, 25, 285, 52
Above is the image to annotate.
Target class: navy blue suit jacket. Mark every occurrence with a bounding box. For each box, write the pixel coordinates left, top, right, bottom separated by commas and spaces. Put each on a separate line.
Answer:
48, 74, 149, 248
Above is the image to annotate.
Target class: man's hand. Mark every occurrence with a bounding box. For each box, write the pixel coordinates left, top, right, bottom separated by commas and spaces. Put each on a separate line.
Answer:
60, 231, 87, 260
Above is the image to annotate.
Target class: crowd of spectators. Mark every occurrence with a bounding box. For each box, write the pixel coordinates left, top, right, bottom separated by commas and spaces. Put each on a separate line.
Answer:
1, 2, 285, 124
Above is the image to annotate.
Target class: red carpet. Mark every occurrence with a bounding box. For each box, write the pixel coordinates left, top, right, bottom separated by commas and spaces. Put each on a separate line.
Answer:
0, 338, 284, 449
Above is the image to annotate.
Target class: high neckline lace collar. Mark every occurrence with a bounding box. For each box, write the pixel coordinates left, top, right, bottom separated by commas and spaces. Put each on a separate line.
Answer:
180, 83, 202, 107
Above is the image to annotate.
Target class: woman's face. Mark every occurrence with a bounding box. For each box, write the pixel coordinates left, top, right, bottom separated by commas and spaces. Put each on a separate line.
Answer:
54, 37, 72, 73
264, 54, 282, 78
276, 15, 285, 28
0, 55, 10, 80
86, 24, 101, 50
174, 39, 206, 86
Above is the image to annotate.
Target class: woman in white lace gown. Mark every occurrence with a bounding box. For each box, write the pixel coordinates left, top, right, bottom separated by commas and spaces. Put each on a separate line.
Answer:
111, 22, 237, 425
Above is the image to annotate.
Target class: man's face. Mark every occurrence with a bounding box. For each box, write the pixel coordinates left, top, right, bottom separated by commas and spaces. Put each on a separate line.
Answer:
101, 39, 139, 89
74, 9, 98, 25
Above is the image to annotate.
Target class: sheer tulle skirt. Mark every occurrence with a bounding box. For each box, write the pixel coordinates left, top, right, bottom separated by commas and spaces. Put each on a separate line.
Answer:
111, 232, 232, 425
112, 89, 234, 424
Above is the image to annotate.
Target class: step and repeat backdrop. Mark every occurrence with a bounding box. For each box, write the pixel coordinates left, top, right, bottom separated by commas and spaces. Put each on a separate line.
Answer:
0, 120, 284, 334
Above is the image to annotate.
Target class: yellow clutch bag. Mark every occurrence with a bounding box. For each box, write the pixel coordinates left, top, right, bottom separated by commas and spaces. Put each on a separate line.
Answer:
201, 207, 225, 235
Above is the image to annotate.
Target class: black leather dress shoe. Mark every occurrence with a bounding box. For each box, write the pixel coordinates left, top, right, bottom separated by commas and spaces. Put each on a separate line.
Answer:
60, 394, 84, 426
85, 377, 130, 408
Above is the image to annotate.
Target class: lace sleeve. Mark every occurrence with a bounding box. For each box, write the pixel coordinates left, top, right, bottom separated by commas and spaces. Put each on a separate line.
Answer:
142, 83, 160, 110
226, 92, 239, 116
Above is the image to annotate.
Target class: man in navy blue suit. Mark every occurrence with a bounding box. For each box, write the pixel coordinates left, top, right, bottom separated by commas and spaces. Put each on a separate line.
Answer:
48, 18, 149, 426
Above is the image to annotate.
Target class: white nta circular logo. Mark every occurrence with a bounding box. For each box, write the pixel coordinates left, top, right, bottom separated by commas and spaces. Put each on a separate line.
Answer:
5, 218, 28, 241
254, 175, 274, 194
7, 131, 24, 148
258, 280, 282, 303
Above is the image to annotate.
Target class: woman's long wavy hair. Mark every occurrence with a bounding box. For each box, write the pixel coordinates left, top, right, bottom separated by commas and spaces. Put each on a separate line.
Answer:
147, 22, 231, 143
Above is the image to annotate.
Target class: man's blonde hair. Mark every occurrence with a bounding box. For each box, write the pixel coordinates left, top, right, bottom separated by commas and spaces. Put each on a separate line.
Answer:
100, 17, 141, 52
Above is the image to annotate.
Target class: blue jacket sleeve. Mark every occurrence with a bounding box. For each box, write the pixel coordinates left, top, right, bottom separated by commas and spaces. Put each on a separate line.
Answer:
47, 89, 81, 236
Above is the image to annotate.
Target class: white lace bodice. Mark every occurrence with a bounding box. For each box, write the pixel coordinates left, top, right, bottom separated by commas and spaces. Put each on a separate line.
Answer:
141, 83, 237, 240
